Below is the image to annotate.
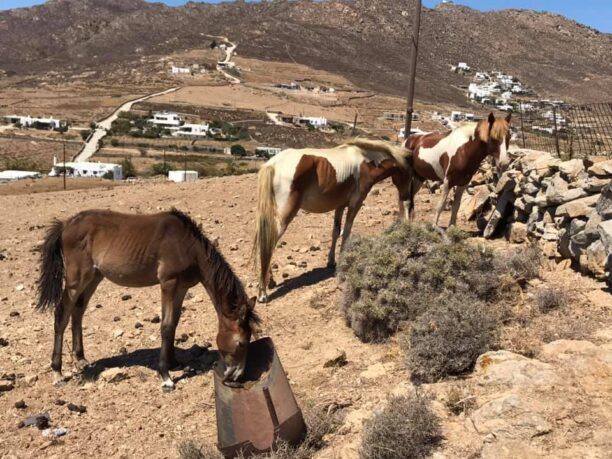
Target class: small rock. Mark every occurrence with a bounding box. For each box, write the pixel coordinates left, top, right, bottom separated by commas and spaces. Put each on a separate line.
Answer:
15, 400, 27, 409
596, 183, 612, 219
95, 304, 102, 309
298, 261, 308, 268
323, 350, 347, 368
506, 222, 527, 244
135, 322, 143, 329
229, 244, 239, 251
113, 316, 121, 322
121, 294, 132, 301
42, 427, 67, 438
0, 337, 8, 347
100, 367, 129, 383
150, 314, 161, 324
555, 194, 599, 218
587, 159, 612, 177
18, 412, 50, 430
0, 380, 14, 392
25, 374, 38, 386
113, 329, 124, 339
558, 159, 585, 179
9, 311, 19, 317
15, 284, 24, 292
67, 403, 87, 414
175, 333, 189, 344
54, 399, 67, 406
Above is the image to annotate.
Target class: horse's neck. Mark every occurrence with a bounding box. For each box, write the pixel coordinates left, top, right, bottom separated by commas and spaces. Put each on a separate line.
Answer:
368, 160, 400, 184
196, 243, 241, 314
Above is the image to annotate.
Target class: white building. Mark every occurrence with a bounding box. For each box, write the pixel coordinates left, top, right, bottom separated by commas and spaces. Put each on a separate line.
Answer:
168, 170, 198, 183
296, 116, 328, 127
148, 112, 184, 127
497, 104, 514, 112
0, 170, 42, 181
172, 123, 210, 137
49, 160, 123, 180
3, 115, 65, 130
255, 146, 282, 158
171, 66, 191, 75
399, 127, 427, 139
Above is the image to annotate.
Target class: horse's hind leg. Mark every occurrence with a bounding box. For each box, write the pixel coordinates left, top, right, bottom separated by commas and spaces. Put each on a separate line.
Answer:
327, 206, 345, 268
71, 272, 102, 371
433, 180, 451, 227
409, 179, 423, 222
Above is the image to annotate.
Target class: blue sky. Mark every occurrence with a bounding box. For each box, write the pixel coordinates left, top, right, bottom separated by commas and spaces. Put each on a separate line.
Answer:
1, 0, 610, 32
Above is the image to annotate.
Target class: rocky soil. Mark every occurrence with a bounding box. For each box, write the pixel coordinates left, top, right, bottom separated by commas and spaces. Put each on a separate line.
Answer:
0, 173, 610, 458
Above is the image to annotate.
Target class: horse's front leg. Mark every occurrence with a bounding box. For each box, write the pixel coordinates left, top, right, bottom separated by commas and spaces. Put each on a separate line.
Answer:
433, 180, 451, 227
449, 185, 466, 227
158, 280, 187, 391
339, 199, 364, 253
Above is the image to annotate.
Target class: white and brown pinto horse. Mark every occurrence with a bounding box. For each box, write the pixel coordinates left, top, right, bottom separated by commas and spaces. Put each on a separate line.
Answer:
405, 112, 511, 226
252, 139, 413, 303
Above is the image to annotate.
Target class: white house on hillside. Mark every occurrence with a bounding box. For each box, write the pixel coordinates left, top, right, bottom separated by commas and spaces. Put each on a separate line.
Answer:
49, 159, 123, 180
172, 123, 210, 137
171, 66, 191, 75
296, 116, 328, 127
3, 115, 66, 130
148, 112, 184, 127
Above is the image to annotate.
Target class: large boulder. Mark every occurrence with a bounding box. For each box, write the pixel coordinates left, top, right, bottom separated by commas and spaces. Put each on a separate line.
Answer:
584, 240, 607, 278
596, 183, 612, 219
558, 159, 585, 180
588, 159, 612, 177
555, 194, 599, 218
598, 220, 612, 255
463, 185, 491, 220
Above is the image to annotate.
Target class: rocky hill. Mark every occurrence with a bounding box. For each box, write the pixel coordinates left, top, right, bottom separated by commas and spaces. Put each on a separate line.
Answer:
1, 0, 610, 104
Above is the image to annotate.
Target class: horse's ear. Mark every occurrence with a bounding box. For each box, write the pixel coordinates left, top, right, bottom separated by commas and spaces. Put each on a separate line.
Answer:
488, 112, 495, 126
248, 296, 257, 311
505, 113, 512, 123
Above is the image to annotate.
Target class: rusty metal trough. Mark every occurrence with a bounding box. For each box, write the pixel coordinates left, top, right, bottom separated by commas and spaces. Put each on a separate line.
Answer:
214, 338, 306, 458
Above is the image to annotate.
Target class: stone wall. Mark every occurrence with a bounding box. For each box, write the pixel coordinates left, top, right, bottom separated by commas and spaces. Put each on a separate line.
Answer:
464, 151, 611, 285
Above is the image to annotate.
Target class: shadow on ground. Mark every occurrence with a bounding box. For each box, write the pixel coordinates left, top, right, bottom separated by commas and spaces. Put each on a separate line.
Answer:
268, 267, 335, 301
82, 344, 218, 382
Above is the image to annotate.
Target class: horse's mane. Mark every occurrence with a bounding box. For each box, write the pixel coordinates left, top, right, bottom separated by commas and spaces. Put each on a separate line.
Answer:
474, 118, 509, 143
169, 208, 260, 327
343, 138, 412, 169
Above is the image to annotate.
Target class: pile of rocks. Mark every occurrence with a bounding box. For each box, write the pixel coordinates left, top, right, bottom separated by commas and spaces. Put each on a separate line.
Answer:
465, 150, 611, 284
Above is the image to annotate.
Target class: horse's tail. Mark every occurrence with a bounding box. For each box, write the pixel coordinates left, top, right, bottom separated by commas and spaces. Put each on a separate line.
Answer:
252, 165, 277, 283
36, 220, 65, 312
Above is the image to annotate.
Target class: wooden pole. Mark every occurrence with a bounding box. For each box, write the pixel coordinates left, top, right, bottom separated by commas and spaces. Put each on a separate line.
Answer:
62, 141, 66, 190
404, 0, 422, 143
184, 149, 187, 182
351, 112, 358, 136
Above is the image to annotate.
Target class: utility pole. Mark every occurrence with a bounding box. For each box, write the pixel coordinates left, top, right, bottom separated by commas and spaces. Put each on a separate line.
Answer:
404, 0, 422, 144
62, 141, 66, 190
184, 149, 187, 182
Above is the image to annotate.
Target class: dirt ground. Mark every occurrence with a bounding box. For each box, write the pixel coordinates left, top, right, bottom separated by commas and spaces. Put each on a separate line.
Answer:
0, 173, 609, 459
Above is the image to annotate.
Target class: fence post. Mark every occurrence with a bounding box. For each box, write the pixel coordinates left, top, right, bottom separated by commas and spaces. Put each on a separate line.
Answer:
518, 104, 526, 148
552, 106, 561, 157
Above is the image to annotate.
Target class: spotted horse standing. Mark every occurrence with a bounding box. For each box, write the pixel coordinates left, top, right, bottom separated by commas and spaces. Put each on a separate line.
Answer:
405, 112, 512, 227
252, 139, 413, 303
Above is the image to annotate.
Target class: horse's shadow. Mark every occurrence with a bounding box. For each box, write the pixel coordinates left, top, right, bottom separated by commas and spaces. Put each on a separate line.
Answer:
82, 344, 218, 383
268, 267, 335, 301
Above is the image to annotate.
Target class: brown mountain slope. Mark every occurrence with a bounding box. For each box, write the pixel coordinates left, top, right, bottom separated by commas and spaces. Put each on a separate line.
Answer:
0, 0, 610, 104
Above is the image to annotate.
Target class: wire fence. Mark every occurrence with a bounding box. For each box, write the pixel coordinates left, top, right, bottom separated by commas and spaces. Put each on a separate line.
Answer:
517, 102, 612, 159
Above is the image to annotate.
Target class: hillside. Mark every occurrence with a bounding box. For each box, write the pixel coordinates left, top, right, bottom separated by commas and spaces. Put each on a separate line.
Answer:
0, 0, 610, 104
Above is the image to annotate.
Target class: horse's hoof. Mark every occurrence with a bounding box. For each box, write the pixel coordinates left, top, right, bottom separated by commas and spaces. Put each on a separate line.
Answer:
53, 372, 66, 386
74, 359, 90, 371
161, 380, 175, 392
257, 294, 268, 304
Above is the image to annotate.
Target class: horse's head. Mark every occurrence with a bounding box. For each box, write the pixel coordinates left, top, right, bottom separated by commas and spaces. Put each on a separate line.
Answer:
216, 295, 258, 381
483, 112, 512, 177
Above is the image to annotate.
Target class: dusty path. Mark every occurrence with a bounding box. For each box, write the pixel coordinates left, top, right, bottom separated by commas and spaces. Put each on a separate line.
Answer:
74, 87, 181, 162
0, 174, 609, 458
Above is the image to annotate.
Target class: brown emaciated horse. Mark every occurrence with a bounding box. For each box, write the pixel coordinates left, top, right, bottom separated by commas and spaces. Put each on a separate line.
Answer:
37, 208, 258, 390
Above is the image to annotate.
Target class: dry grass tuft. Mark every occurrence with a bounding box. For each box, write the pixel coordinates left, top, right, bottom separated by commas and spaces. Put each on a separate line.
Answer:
360, 392, 441, 459
535, 287, 569, 313
178, 441, 222, 459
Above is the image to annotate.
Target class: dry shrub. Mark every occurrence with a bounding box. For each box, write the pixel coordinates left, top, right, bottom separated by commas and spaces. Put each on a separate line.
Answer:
535, 287, 569, 313
338, 222, 501, 342
178, 441, 222, 459
498, 243, 541, 283
445, 383, 477, 416
406, 293, 498, 383
360, 392, 441, 459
